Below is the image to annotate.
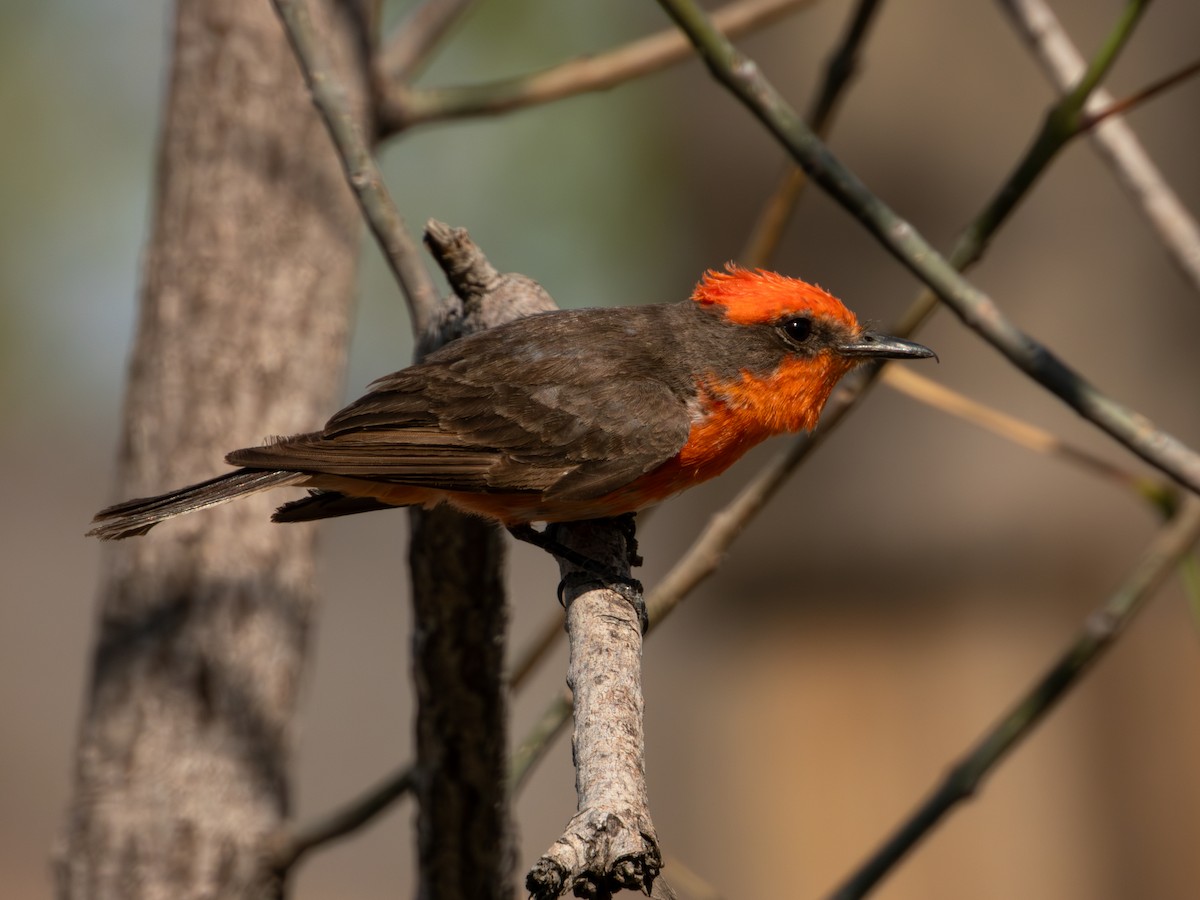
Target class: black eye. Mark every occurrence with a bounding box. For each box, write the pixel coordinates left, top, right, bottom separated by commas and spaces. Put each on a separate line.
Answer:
780, 316, 813, 344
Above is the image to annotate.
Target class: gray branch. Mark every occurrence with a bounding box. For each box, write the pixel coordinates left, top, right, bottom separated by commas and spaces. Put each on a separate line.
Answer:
528, 521, 663, 900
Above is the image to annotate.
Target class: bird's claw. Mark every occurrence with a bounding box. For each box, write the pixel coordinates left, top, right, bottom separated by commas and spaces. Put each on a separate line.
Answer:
556, 571, 647, 633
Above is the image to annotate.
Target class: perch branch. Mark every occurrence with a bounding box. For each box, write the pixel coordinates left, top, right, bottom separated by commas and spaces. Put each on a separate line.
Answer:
415, 229, 663, 897
527, 521, 662, 900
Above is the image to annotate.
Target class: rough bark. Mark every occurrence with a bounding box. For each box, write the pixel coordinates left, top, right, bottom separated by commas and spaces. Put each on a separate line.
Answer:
408, 223, 558, 900
408, 508, 513, 899
528, 521, 662, 900
58, 2, 370, 898
417, 226, 663, 899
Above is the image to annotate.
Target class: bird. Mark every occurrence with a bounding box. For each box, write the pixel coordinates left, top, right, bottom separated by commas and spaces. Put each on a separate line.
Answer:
88, 265, 934, 542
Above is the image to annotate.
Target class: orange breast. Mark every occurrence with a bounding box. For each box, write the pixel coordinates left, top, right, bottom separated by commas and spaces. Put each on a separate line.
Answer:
301, 355, 849, 525
537, 353, 852, 521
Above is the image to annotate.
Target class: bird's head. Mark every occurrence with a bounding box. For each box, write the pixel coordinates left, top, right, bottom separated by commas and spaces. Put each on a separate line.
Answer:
688, 264, 935, 433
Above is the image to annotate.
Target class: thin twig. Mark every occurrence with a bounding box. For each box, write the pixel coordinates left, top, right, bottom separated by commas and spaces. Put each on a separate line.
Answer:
997, 0, 1200, 292
741, 0, 885, 266
275, 584, 565, 865
376, 0, 817, 134
1082, 57, 1200, 130
272, 0, 441, 335
269, 767, 417, 872
881, 367, 1164, 497
511, 689, 574, 792
377, 0, 479, 82
655, 0, 1200, 498
509, 610, 565, 690
828, 497, 1200, 900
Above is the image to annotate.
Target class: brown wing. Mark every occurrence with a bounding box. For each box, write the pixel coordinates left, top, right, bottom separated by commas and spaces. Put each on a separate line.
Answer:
227, 309, 694, 501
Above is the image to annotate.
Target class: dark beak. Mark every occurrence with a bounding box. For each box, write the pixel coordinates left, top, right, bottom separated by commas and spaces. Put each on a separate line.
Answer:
838, 331, 937, 361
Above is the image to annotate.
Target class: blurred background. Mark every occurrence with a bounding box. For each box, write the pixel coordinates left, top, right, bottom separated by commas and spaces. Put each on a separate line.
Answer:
4, 0, 1200, 897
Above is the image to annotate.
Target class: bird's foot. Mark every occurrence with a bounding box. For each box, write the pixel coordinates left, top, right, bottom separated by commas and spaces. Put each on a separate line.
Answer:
554, 571, 647, 633
508, 522, 647, 633
609, 512, 644, 567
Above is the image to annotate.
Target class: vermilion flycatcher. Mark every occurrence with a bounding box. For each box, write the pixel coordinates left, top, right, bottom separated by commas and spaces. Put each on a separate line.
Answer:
89, 266, 934, 540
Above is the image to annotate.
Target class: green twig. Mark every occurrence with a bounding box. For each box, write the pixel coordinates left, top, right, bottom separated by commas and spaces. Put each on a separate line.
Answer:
509, 689, 574, 791
998, 0, 1200, 292
741, 0, 884, 266
376, 0, 816, 135
828, 498, 1200, 900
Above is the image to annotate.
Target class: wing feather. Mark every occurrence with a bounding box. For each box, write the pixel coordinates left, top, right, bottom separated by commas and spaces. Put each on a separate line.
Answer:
227, 308, 695, 499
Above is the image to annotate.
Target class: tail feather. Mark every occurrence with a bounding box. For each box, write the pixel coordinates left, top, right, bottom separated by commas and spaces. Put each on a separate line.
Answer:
272, 490, 400, 523
88, 469, 306, 540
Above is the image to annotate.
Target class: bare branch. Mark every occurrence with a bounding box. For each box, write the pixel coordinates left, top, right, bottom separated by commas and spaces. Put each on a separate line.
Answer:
276, 604, 566, 864
997, 0, 1200, 292
377, 0, 479, 82
527, 521, 661, 900
828, 497, 1200, 899
377, 0, 817, 134
269, 768, 416, 872
742, 0, 885, 266
272, 0, 442, 334
1082, 57, 1200, 130
881, 367, 1168, 499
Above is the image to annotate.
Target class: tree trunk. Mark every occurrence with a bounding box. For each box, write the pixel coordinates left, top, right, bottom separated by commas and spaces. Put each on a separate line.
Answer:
57, 1, 370, 897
